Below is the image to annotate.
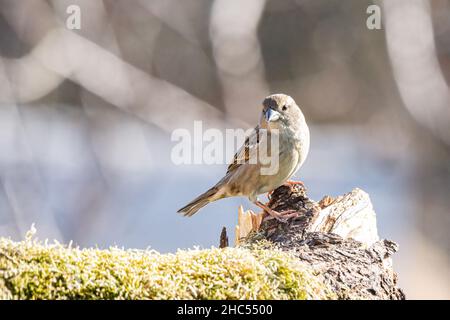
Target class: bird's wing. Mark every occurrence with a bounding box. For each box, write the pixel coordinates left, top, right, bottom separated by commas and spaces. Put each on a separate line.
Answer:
226, 125, 261, 175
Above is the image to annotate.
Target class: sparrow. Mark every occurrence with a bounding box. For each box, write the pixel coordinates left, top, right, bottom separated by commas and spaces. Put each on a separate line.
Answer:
177, 93, 310, 222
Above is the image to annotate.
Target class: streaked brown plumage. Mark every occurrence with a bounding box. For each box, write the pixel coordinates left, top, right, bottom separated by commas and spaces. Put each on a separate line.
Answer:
178, 93, 310, 221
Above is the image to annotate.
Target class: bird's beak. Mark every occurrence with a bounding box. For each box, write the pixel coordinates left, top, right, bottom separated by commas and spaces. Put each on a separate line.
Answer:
265, 108, 280, 122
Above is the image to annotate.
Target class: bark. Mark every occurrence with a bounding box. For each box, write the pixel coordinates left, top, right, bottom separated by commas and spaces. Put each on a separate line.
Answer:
219, 227, 229, 248
238, 184, 405, 300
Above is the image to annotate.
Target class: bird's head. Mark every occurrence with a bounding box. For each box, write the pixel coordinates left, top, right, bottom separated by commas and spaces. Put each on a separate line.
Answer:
259, 94, 305, 132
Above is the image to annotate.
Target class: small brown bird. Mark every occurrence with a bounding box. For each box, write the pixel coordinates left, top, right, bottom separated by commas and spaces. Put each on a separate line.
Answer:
178, 94, 310, 221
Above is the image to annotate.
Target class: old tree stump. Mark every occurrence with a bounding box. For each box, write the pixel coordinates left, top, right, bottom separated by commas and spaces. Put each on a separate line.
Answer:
231, 184, 405, 300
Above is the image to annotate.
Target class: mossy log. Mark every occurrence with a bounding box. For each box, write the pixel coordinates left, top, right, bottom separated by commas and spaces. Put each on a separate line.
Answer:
0, 232, 334, 299
0, 185, 404, 300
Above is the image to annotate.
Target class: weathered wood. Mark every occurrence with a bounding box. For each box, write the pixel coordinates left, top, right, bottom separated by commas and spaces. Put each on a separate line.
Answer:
237, 184, 405, 300
235, 205, 262, 246
219, 227, 229, 248
310, 188, 379, 246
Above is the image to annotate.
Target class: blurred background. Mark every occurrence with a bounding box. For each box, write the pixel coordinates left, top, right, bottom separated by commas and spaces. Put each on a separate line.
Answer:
0, 0, 449, 299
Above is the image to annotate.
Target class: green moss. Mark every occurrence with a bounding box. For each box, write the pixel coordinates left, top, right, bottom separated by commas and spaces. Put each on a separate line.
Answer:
0, 229, 334, 300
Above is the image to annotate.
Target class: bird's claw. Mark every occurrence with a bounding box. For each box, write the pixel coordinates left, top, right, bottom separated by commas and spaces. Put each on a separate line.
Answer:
279, 210, 299, 220
263, 209, 298, 223
272, 215, 288, 223
254, 200, 299, 223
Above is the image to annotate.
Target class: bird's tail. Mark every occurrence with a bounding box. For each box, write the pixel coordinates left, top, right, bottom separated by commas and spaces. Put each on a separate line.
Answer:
177, 185, 223, 217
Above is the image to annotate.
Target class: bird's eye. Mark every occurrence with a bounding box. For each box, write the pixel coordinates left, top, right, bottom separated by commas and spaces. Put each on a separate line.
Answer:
282, 105, 288, 111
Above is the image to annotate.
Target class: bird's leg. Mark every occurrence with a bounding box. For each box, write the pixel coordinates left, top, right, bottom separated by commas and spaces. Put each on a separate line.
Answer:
254, 201, 286, 222
254, 200, 299, 223
279, 210, 300, 220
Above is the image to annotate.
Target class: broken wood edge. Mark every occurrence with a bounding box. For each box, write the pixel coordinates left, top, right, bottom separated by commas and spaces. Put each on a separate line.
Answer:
235, 188, 380, 247
309, 188, 379, 246
235, 205, 264, 246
